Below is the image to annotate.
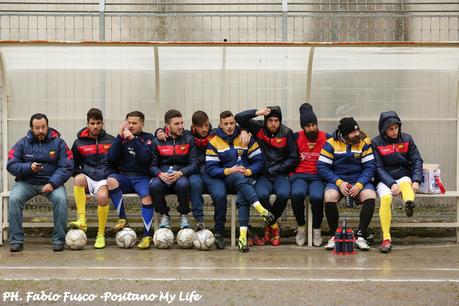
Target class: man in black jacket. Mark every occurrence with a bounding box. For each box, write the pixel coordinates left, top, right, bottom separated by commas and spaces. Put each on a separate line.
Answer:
150, 109, 198, 230
69, 108, 114, 249
372, 111, 423, 253
235, 106, 298, 246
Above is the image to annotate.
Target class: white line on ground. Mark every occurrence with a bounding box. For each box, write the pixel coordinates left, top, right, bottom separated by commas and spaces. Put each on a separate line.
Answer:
1, 266, 458, 271
1, 277, 458, 282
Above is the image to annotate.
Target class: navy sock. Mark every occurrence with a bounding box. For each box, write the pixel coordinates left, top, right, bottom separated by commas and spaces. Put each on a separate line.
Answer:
109, 187, 126, 219
141, 204, 154, 236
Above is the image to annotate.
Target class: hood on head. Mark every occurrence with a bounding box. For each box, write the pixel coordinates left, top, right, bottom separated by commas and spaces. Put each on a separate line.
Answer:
378, 111, 402, 135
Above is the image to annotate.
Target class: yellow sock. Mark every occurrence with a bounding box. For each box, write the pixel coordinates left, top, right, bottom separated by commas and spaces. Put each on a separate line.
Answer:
270, 223, 279, 230
379, 195, 392, 240
400, 182, 415, 203
252, 201, 268, 215
74, 186, 86, 221
239, 226, 247, 241
97, 205, 109, 237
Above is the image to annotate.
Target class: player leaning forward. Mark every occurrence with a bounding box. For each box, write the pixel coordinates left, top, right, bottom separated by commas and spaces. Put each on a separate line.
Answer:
371, 111, 423, 253
69, 108, 115, 249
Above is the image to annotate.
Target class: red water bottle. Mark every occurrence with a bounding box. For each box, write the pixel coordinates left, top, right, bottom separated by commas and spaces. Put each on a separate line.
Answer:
333, 227, 344, 254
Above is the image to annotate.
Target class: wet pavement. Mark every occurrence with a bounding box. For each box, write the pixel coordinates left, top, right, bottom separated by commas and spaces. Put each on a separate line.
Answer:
0, 240, 458, 305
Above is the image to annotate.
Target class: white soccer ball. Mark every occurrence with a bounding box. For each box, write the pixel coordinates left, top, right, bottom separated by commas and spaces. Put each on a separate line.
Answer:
115, 228, 137, 249
176, 228, 196, 249
65, 229, 87, 250
153, 228, 175, 249
193, 229, 215, 251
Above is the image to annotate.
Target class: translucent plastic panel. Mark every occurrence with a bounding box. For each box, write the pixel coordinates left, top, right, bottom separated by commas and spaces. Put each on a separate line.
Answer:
312, 47, 459, 119
158, 46, 310, 126
311, 47, 459, 188
1, 46, 157, 151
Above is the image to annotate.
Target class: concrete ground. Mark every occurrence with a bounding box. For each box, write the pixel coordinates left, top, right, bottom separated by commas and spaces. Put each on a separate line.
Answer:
0, 240, 458, 306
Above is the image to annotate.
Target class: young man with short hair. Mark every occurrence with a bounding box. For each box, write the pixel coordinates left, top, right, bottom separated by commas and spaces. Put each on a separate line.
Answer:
69, 108, 115, 249
206, 111, 274, 252
107, 111, 154, 250
150, 109, 198, 230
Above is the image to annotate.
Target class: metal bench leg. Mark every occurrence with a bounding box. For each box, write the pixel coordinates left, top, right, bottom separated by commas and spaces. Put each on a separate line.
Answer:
456, 197, 459, 244
231, 196, 236, 247
307, 198, 313, 247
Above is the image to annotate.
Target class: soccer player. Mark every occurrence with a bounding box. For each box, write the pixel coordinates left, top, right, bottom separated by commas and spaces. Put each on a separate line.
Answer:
206, 111, 274, 252
107, 111, 154, 250
290, 103, 331, 247
149, 109, 198, 229
317, 117, 376, 251
69, 108, 115, 249
372, 111, 423, 253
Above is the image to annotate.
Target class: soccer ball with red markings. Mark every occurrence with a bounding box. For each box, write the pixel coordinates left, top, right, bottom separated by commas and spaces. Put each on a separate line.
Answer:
65, 229, 87, 250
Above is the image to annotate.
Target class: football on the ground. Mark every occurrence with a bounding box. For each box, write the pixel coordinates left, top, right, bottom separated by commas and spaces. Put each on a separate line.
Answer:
65, 229, 87, 250
176, 228, 196, 249
193, 229, 215, 251
153, 228, 175, 249
115, 227, 137, 249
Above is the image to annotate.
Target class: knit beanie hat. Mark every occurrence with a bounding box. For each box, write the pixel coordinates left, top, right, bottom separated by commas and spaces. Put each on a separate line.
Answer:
299, 103, 317, 128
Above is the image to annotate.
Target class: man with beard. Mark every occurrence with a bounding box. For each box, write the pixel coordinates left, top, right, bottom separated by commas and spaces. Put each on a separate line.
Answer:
69, 108, 115, 249
290, 103, 331, 247
107, 111, 154, 250
7, 113, 73, 252
317, 117, 376, 251
235, 106, 298, 246
149, 109, 198, 231
206, 111, 274, 252
372, 111, 423, 253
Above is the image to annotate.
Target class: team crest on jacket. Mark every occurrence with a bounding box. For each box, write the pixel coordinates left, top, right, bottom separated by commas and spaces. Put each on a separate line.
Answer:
354, 153, 361, 158
237, 149, 243, 156
308, 142, 316, 149
49, 150, 56, 159
180, 145, 187, 151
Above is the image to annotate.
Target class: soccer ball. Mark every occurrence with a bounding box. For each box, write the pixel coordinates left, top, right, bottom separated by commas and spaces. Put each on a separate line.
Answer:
153, 228, 175, 249
176, 228, 196, 249
65, 229, 87, 250
193, 229, 215, 251
116, 228, 137, 249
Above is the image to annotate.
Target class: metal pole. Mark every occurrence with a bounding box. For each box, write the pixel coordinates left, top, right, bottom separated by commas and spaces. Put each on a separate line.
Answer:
0, 51, 8, 245
99, 0, 106, 41
306, 46, 315, 101
154, 46, 160, 128
282, 0, 288, 42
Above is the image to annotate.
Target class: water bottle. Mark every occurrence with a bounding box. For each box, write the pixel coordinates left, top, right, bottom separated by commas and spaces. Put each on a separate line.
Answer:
166, 166, 174, 185
333, 227, 344, 254
345, 184, 354, 208
344, 228, 355, 254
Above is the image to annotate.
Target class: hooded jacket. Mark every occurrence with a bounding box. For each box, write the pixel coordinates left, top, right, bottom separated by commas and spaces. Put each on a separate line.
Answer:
317, 131, 375, 189
72, 127, 115, 181
189, 125, 216, 173
235, 108, 298, 177
206, 126, 264, 179
7, 128, 74, 188
150, 131, 198, 177
371, 111, 423, 187
107, 131, 153, 177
